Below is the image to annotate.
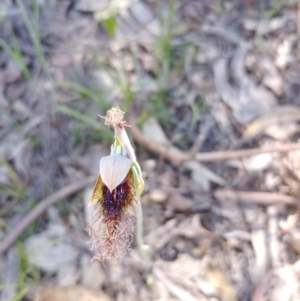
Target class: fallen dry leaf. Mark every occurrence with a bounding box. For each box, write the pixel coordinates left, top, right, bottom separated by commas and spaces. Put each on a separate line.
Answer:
207, 266, 238, 301
25, 224, 80, 273
243, 105, 300, 139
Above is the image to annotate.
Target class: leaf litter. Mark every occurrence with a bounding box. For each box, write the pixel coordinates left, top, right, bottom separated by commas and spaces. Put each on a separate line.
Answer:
1, 1, 300, 301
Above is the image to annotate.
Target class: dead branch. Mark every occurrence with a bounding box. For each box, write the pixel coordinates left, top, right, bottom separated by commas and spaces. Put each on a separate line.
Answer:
0, 176, 94, 255
129, 118, 300, 164
214, 189, 300, 206
195, 144, 300, 162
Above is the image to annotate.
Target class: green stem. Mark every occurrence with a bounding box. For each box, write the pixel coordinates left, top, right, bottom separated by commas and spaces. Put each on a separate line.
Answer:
136, 196, 151, 263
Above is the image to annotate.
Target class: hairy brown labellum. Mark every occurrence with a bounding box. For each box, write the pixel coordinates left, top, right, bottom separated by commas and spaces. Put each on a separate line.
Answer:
86, 169, 136, 263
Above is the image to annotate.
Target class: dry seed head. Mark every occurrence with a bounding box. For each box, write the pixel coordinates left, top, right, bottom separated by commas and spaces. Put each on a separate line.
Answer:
101, 106, 131, 128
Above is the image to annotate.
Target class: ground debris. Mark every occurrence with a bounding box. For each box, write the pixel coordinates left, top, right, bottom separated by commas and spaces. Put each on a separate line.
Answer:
1, 0, 300, 300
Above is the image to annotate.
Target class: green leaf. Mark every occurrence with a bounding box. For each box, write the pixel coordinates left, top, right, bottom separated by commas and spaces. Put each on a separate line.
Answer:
102, 13, 117, 37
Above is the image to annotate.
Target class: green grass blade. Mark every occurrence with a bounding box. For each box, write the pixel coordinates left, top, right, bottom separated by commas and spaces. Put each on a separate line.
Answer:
0, 39, 30, 79
56, 81, 109, 110
57, 105, 111, 138
11, 287, 29, 301
102, 13, 117, 37
15, 0, 43, 61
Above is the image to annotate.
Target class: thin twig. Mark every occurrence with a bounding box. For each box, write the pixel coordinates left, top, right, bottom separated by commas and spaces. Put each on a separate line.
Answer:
214, 189, 300, 206
0, 176, 94, 254
195, 144, 300, 162
129, 118, 300, 163
189, 120, 213, 157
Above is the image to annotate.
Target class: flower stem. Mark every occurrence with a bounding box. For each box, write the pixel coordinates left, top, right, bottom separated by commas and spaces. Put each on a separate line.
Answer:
103, 107, 152, 266
136, 196, 152, 263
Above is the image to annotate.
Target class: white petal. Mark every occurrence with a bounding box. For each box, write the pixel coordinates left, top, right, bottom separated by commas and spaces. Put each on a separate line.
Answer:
99, 154, 132, 192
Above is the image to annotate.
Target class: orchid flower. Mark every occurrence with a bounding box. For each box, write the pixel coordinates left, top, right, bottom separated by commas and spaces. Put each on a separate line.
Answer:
86, 107, 146, 264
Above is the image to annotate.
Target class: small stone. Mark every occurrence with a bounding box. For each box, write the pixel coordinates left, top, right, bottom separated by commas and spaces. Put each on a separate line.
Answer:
149, 189, 168, 203
143, 159, 157, 171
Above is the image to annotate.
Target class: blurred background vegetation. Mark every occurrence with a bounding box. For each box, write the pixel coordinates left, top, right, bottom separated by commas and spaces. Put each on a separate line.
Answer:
1, 0, 300, 301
